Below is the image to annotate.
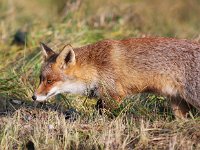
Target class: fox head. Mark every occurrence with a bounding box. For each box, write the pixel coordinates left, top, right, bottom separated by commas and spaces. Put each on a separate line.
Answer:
32, 43, 92, 102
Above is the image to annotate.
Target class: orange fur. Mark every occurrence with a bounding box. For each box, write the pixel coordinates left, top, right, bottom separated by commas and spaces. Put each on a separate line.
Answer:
33, 37, 200, 118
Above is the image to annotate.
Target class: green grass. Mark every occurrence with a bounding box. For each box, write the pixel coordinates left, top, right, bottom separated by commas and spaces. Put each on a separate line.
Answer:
0, 0, 200, 149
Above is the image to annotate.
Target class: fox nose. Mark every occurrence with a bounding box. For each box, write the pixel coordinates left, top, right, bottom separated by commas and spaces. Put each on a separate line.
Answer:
32, 95, 37, 101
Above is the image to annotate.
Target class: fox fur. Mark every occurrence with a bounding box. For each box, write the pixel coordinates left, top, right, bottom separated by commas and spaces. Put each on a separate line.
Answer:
32, 37, 200, 118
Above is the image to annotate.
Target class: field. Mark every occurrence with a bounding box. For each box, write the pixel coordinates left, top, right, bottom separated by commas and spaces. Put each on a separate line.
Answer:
0, 0, 200, 149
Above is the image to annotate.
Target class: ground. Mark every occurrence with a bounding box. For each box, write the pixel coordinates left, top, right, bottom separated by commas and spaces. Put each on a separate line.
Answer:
0, 0, 200, 149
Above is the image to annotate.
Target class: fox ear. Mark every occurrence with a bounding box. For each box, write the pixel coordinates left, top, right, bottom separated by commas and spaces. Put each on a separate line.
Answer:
40, 42, 55, 60
56, 44, 76, 69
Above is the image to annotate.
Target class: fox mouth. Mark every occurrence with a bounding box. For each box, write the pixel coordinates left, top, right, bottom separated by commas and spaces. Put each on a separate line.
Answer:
46, 92, 58, 99
35, 92, 58, 102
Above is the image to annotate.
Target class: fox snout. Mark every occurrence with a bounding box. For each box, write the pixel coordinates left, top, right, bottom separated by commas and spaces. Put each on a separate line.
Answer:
32, 94, 47, 101
31, 92, 49, 101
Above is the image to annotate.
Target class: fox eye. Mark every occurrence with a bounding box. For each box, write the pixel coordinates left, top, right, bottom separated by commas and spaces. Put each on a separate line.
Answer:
47, 79, 53, 84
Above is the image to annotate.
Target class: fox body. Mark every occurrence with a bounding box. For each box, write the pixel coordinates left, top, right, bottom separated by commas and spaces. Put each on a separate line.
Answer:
32, 37, 200, 118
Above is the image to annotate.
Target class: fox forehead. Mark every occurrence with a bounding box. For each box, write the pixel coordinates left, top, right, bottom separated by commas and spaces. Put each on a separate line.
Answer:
40, 54, 75, 81
40, 54, 62, 79
41, 63, 57, 77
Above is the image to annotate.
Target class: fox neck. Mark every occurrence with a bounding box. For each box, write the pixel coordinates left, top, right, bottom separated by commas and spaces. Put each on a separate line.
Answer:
63, 53, 99, 95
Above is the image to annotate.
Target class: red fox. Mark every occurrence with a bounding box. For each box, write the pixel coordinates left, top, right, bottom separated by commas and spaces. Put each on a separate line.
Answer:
32, 37, 200, 119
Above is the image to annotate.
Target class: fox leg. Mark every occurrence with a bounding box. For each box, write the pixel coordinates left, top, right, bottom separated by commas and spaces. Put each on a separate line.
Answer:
95, 93, 123, 115
170, 97, 190, 119
95, 96, 120, 114
95, 83, 126, 114
95, 99, 105, 115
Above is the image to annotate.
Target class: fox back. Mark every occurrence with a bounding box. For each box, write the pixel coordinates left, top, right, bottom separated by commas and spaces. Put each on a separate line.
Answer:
33, 37, 200, 118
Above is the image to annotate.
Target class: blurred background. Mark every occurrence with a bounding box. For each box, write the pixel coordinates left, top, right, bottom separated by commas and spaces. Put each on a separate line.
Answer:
0, 0, 200, 105
1, 0, 200, 43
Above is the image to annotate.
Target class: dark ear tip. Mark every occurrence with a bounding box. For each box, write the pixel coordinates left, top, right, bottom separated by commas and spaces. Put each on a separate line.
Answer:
62, 44, 73, 51
40, 42, 45, 47
40, 42, 51, 51
66, 44, 72, 47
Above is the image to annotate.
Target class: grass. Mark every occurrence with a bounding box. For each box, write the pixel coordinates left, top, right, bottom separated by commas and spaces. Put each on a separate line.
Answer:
0, 108, 200, 149
0, 0, 200, 149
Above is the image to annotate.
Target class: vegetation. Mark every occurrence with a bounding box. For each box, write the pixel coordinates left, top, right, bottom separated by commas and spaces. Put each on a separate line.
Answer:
0, 0, 200, 149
